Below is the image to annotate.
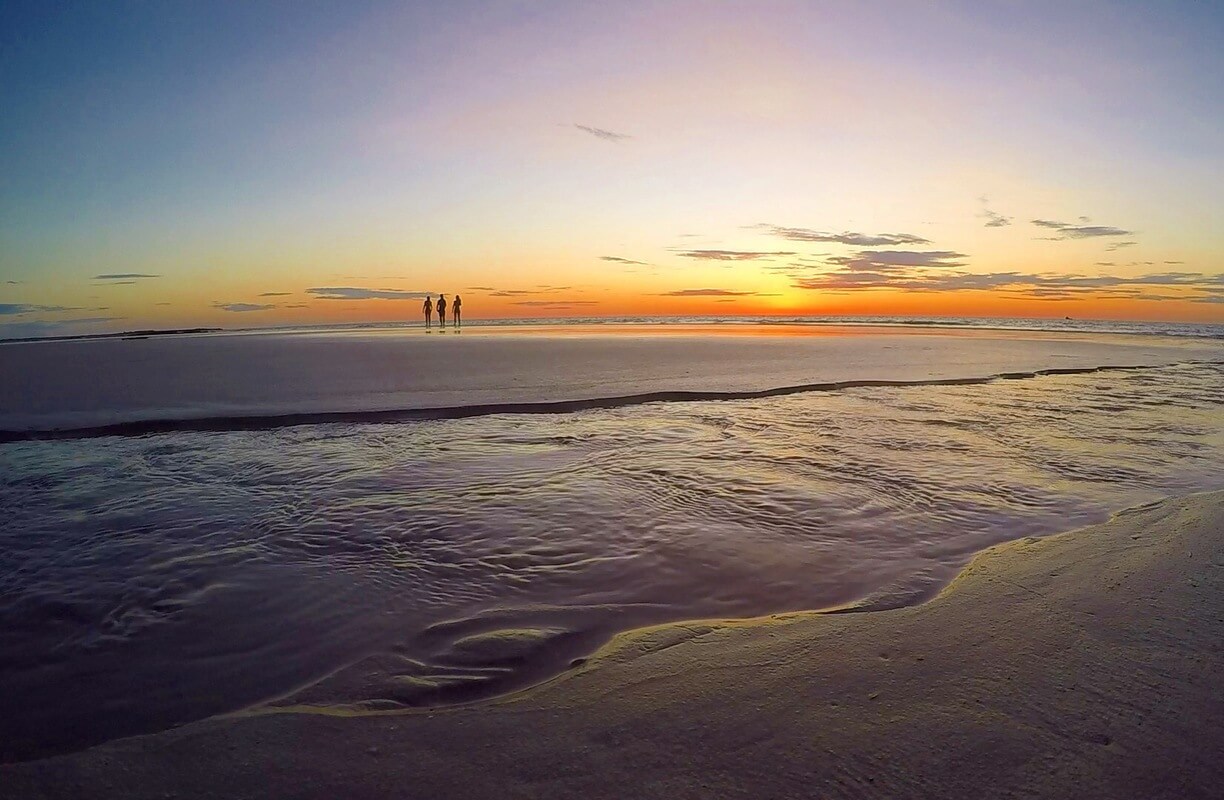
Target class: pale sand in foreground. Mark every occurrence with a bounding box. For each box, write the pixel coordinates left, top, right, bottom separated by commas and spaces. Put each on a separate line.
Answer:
3, 491, 1222, 799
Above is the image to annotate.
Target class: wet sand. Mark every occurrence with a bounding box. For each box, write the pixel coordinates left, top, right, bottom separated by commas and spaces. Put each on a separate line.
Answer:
4, 489, 1221, 799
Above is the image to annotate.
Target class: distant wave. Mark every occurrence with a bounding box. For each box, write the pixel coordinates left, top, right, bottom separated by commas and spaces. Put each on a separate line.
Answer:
3, 315, 1221, 346
5, 361, 1210, 443
741, 316, 1224, 339
222, 315, 1224, 341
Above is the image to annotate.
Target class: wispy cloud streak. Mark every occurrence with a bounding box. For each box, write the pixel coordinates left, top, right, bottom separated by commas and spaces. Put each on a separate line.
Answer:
977, 197, 1012, 228
674, 249, 796, 261
601, 256, 650, 266
1031, 219, 1133, 239
512, 300, 600, 307
792, 267, 1224, 303
827, 250, 968, 271
307, 287, 431, 300
575, 124, 630, 143
753, 224, 930, 246
658, 288, 756, 296
215, 302, 275, 312
0, 303, 95, 315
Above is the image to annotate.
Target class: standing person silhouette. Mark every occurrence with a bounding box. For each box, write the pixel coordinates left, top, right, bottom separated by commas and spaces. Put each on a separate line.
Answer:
452, 294, 462, 327
423, 295, 433, 328
436, 294, 447, 328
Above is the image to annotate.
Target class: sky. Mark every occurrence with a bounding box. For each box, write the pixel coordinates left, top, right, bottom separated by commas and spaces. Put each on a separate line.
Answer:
2, 0, 1222, 337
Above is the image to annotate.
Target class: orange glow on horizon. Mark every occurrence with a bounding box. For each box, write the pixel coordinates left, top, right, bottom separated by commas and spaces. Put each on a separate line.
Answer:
115, 287, 1222, 329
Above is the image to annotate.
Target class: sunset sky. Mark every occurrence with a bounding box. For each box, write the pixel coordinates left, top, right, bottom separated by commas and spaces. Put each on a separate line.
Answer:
2, 0, 1222, 337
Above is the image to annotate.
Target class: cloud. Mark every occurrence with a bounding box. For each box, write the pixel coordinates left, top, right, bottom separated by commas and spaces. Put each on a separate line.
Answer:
1127, 293, 1187, 302
795, 270, 1015, 292
215, 302, 275, 312
0, 317, 123, 340
1119, 271, 1224, 286
659, 288, 756, 297
333, 274, 420, 283
511, 300, 600, 307
977, 197, 1012, 228
1030, 220, 1133, 239
575, 124, 630, 143
4, 280, 20, 284
258, 292, 291, 297
791, 267, 1224, 302
307, 287, 431, 300
601, 256, 650, 266
466, 286, 497, 291
674, 249, 796, 261
1106, 241, 1137, 251
93, 273, 159, 279
827, 250, 968, 271
0, 303, 81, 315
753, 224, 930, 246
487, 286, 571, 297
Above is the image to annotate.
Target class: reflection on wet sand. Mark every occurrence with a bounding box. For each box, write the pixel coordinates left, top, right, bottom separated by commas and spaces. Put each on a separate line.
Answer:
1, 359, 1221, 760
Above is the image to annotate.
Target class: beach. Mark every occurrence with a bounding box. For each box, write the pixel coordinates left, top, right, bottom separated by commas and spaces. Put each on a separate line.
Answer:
0, 322, 1221, 794
3, 489, 1221, 799
7, 1, 1223, 795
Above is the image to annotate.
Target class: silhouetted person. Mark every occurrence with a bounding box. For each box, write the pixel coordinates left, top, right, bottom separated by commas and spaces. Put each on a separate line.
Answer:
452, 294, 462, 326
436, 294, 447, 327
423, 295, 433, 328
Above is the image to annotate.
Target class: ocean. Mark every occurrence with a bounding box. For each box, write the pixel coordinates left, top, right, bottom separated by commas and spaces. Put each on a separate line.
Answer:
1, 319, 1221, 761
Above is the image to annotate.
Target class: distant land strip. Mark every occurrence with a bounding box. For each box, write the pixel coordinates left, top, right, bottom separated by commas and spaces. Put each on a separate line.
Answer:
0, 328, 221, 344
5, 361, 1220, 443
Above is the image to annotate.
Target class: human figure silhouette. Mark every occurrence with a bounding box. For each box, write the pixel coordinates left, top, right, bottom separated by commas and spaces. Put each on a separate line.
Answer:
436, 294, 447, 328
452, 294, 462, 326
423, 295, 433, 328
